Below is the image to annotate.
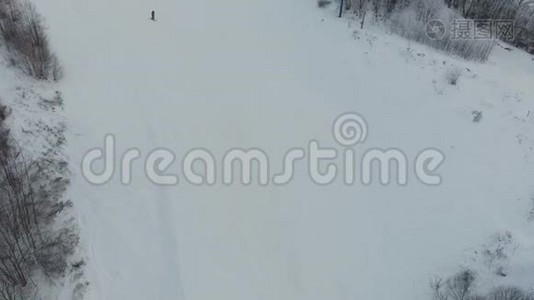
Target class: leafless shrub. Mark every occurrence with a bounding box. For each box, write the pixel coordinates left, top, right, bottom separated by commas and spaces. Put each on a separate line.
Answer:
337, 0, 497, 60
450, 269, 477, 300
336, 0, 533, 54
488, 286, 534, 300
50, 54, 63, 82
430, 276, 448, 300
388, 0, 495, 61
472, 110, 483, 122
480, 231, 515, 277
0, 0, 61, 80
0, 105, 77, 299
0, 105, 6, 121
35, 227, 78, 277
0, 105, 8, 152
446, 66, 462, 85
430, 269, 479, 300
317, 0, 332, 8
0, 283, 24, 300
454, 0, 534, 50
431, 269, 534, 300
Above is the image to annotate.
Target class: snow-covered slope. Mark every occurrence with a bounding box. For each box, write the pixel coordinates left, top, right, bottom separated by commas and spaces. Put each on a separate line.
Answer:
29, 0, 534, 299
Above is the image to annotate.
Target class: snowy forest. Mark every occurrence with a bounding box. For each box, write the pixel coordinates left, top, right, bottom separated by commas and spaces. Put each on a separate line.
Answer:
332, 0, 534, 60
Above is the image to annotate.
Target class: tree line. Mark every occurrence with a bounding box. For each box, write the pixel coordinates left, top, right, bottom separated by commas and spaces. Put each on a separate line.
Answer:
336, 0, 534, 58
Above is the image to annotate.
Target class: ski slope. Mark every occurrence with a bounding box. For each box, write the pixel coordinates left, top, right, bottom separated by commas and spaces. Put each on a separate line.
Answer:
30, 0, 534, 299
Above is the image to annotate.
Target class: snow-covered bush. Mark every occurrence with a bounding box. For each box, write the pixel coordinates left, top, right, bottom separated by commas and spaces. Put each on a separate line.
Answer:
515, 3, 534, 51
317, 0, 332, 8
0, 104, 8, 152
388, 0, 495, 61
50, 55, 64, 81
472, 110, 483, 122
431, 269, 477, 300
338, 0, 533, 55
430, 269, 534, 300
0, 0, 61, 80
446, 66, 462, 85
0, 104, 77, 299
487, 286, 534, 300
443, 0, 534, 53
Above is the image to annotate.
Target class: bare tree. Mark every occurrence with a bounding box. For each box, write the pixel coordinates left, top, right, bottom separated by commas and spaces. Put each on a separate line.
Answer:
0, 0, 61, 80
0, 102, 77, 299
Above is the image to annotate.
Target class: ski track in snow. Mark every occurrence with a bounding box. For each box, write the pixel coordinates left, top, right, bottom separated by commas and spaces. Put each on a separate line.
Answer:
24, 0, 534, 299
146, 125, 186, 299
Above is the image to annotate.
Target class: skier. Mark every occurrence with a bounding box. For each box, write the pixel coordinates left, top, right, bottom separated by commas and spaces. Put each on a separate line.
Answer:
151, 10, 155, 21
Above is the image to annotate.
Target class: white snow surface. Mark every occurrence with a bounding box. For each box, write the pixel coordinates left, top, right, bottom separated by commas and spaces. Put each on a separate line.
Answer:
17, 0, 534, 299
